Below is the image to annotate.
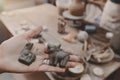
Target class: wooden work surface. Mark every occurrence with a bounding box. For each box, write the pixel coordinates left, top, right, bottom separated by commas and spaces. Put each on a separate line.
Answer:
0, 4, 120, 80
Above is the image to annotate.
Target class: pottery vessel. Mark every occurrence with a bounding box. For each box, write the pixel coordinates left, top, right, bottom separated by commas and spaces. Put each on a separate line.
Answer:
102, 0, 107, 3
69, 0, 85, 16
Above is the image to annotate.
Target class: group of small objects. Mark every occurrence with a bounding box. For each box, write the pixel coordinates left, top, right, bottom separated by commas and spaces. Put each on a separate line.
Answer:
18, 18, 115, 80
18, 29, 70, 68
56, 15, 115, 80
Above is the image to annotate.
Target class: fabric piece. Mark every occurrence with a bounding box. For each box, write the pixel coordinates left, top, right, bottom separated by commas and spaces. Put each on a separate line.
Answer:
85, 4, 102, 24
100, 0, 120, 31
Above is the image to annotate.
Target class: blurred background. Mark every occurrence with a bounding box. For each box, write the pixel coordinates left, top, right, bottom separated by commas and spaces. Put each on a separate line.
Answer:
0, 0, 49, 12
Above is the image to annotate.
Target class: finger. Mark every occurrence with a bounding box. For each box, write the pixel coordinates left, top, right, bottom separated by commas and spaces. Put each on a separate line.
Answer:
62, 48, 74, 55
69, 55, 80, 62
38, 65, 65, 72
21, 26, 43, 40
66, 62, 77, 68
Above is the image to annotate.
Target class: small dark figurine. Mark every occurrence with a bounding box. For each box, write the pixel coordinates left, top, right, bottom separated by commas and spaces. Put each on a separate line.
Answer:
45, 43, 70, 68
58, 18, 66, 34
33, 34, 46, 43
18, 43, 36, 65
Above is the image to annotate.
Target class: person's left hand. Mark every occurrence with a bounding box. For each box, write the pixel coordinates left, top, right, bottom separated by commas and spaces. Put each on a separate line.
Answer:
0, 27, 79, 73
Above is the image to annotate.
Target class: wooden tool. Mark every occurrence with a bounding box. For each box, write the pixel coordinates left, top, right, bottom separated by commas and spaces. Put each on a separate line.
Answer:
77, 31, 89, 57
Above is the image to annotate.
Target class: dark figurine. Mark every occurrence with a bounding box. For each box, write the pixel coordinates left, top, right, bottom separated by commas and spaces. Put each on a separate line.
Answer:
33, 34, 42, 39
58, 18, 66, 34
45, 43, 70, 68
33, 34, 46, 43
18, 43, 36, 65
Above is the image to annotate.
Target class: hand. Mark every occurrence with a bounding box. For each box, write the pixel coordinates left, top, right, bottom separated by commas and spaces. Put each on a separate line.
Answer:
0, 27, 79, 73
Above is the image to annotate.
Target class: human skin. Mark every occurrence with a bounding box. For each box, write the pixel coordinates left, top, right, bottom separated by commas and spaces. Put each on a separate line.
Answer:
0, 27, 80, 73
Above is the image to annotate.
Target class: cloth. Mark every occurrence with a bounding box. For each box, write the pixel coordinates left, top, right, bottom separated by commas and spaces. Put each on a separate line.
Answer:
85, 3, 102, 24
100, 0, 120, 31
56, 0, 72, 8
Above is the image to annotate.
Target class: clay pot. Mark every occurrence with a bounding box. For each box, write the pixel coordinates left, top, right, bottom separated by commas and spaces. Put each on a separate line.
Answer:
52, 62, 85, 80
69, 0, 85, 16
102, 0, 107, 3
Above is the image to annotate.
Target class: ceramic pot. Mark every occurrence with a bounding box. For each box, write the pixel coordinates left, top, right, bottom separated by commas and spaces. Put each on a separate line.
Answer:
51, 61, 87, 80
102, 0, 107, 3
69, 0, 85, 16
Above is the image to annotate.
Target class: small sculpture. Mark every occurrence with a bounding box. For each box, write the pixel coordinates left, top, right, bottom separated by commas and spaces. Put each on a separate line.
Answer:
58, 17, 66, 34
77, 31, 89, 42
18, 43, 36, 65
45, 43, 70, 68
105, 32, 113, 39
32, 34, 70, 68
63, 30, 78, 43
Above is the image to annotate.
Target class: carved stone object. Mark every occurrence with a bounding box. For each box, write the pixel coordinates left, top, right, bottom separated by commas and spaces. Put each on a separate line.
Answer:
18, 43, 36, 65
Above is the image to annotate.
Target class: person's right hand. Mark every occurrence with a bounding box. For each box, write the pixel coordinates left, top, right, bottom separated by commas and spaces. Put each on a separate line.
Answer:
0, 27, 80, 73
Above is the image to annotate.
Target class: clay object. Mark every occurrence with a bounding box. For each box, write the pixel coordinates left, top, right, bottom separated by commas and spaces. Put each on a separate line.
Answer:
63, 30, 78, 43
49, 50, 70, 68
102, 0, 107, 3
33, 34, 46, 43
58, 18, 66, 34
93, 49, 111, 62
68, 63, 84, 75
85, 25, 96, 33
18, 43, 36, 65
110, 27, 120, 55
69, 0, 85, 16
93, 67, 104, 77
58, 7, 65, 15
77, 31, 89, 42
105, 32, 113, 39
46, 43, 70, 68
57, 62, 85, 78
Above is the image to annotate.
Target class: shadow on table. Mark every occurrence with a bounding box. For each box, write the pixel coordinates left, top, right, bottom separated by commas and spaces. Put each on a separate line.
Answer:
0, 20, 12, 44
106, 68, 120, 80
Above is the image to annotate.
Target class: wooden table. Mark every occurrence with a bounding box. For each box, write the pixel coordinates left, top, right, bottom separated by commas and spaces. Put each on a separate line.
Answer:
0, 4, 120, 80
